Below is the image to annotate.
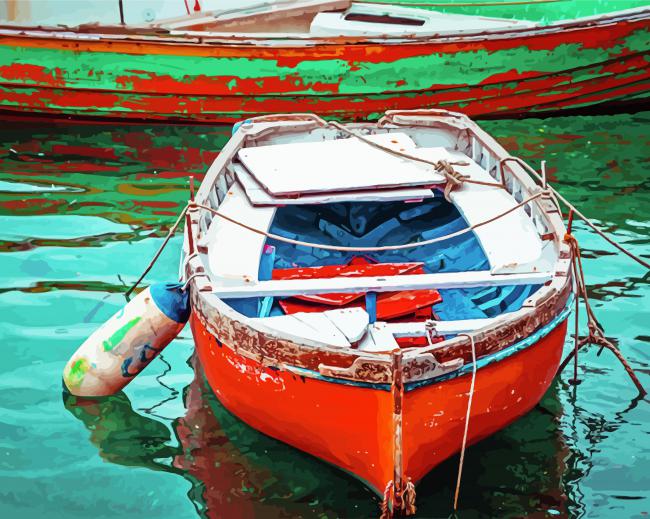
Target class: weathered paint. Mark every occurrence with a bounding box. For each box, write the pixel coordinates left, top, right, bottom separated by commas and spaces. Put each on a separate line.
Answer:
402, 316, 568, 485
0, 8, 648, 121
64, 357, 90, 389
102, 316, 141, 351
181, 108, 575, 512
190, 303, 569, 496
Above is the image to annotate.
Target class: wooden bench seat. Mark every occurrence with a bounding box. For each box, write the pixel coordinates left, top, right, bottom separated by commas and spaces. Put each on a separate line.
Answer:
413, 147, 546, 274
205, 183, 275, 283
249, 307, 369, 348
210, 270, 552, 298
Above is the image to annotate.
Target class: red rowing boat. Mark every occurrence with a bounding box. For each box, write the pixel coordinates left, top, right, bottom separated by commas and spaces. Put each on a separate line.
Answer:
183, 109, 572, 515
0, 1, 648, 122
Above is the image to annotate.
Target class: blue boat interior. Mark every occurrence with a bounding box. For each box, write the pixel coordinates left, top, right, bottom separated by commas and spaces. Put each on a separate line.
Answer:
223, 194, 541, 328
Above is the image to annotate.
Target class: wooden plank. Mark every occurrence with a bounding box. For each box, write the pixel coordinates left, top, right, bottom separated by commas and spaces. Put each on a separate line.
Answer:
250, 311, 351, 348
384, 317, 503, 337
417, 147, 546, 274
204, 183, 275, 282
324, 308, 369, 343
251, 308, 368, 344
357, 322, 400, 352
232, 163, 435, 206
237, 133, 445, 197
211, 270, 552, 299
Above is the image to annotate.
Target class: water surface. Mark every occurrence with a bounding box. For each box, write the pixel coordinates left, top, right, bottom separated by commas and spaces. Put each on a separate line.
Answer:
0, 112, 648, 518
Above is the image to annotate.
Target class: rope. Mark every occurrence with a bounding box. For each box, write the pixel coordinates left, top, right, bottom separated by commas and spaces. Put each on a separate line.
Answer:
243, 114, 648, 270
126, 121, 647, 301
401, 478, 417, 516
555, 191, 649, 271
125, 203, 190, 299
379, 477, 417, 518
443, 165, 470, 202
192, 191, 542, 253
324, 119, 504, 192
181, 272, 209, 292
380, 480, 393, 519
453, 333, 477, 511
569, 267, 580, 385
280, 117, 648, 270
123, 189, 540, 297
499, 156, 650, 271
243, 113, 503, 192
558, 235, 647, 396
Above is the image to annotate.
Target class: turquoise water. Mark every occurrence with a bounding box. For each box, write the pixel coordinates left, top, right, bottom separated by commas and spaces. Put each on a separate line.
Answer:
0, 112, 648, 518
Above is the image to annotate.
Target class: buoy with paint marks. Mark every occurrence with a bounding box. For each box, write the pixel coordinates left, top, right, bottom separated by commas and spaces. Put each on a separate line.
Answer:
63, 283, 190, 397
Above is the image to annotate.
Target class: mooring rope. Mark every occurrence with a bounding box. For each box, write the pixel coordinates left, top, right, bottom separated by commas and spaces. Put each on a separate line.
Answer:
241, 113, 504, 198
192, 193, 541, 252
453, 333, 477, 511
125, 204, 190, 299
242, 115, 650, 270
559, 234, 647, 396
130, 188, 533, 297
379, 477, 417, 518
323, 118, 505, 198
326, 118, 650, 271
402, 478, 417, 516
127, 117, 649, 310
499, 156, 650, 271
379, 480, 394, 519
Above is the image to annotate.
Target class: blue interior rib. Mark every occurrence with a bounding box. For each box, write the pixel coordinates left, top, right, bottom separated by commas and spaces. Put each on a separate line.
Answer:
223, 193, 541, 321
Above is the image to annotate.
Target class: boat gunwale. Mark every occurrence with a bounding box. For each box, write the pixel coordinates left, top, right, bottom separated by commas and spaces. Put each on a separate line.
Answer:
185, 109, 573, 387
200, 300, 573, 393
0, 6, 647, 48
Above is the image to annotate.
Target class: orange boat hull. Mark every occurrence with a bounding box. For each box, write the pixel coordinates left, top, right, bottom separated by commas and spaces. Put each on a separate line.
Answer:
191, 312, 569, 498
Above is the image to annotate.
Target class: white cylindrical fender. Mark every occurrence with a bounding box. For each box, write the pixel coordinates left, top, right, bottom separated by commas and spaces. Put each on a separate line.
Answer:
63, 283, 190, 397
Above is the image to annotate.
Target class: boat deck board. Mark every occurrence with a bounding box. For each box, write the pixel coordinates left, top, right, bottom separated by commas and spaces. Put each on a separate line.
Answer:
232, 162, 436, 206
416, 147, 546, 274
204, 182, 275, 282
211, 270, 552, 298
249, 307, 369, 347
237, 132, 446, 197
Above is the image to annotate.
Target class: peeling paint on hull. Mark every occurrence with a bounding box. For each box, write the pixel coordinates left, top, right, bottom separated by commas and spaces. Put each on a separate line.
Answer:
191, 309, 568, 495
0, 9, 648, 121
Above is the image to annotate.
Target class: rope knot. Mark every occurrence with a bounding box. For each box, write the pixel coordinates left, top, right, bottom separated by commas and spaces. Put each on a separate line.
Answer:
401, 478, 417, 516
440, 161, 470, 202
563, 232, 577, 246
379, 478, 417, 518
379, 480, 393, 519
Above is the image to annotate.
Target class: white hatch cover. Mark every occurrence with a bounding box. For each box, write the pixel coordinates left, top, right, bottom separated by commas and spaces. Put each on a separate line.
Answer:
237, 132, 448, 197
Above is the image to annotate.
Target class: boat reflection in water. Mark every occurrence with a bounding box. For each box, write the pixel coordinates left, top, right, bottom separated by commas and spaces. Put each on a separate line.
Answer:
64, 357, 575, 518
63, 359, 379, 518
